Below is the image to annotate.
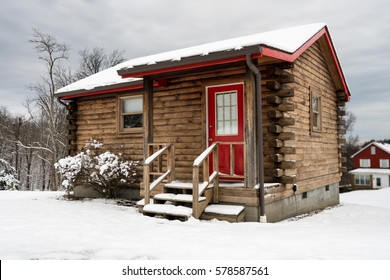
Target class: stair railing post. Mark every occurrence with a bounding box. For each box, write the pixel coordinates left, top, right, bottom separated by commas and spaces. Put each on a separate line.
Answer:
144, 164, 150, 205
167, 144, 175, 183
213, 143, 219, 203
192, 166, 200, 218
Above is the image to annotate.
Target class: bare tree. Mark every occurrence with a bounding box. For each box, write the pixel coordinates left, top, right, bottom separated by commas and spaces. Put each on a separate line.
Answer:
54, 65, 76, 88
75, 47, 125, 79
340, 108, 360, 186
28, 28, 69, 191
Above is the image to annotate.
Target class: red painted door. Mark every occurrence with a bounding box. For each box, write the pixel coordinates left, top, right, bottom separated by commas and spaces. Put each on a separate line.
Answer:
207, 83, 244, 177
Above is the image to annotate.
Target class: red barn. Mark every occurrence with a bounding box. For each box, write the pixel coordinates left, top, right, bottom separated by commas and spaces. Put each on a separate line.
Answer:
349, 142, 390, 189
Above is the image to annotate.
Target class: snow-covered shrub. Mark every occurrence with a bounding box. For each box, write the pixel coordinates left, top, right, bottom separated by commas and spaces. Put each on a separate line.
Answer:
55, 140, 138, 198
0, 159, 20, 190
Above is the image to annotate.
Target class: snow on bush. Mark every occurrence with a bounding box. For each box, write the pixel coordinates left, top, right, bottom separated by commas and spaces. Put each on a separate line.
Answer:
55, 140, 138, 198
0, 159, 20, 191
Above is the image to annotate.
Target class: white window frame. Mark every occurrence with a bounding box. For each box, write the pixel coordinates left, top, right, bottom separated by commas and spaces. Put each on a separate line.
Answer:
118, 95, 143, 133
360, 159, 371, 168
380, 159, 389, 168
310, 92, 322, 132
354, 174, 371, 186
215, 91, 239, 136
371, 146, 376, 155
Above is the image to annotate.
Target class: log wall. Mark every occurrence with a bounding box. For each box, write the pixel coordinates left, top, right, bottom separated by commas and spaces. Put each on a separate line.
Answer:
73, 65, 248, 186
260, 41, 344, 201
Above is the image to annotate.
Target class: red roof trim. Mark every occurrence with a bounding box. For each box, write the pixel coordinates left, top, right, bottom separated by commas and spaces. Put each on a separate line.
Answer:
258, 28, 350, 101
60, 27, 350, 101
120, 55, 249, 79
60, 83, 144, 100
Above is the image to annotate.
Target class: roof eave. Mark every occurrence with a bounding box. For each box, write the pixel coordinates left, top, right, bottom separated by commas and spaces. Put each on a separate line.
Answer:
117, 45, 262, 78
56, 79, 143, 100
117, 27, 350, 102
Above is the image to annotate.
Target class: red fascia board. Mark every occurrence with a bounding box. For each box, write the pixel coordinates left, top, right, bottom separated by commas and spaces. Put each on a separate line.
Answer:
259, 28, 350, 101
120, 55, 249, 79
60, 83, 145, 100
323, 30, 351, 101
61, 27, 350, 101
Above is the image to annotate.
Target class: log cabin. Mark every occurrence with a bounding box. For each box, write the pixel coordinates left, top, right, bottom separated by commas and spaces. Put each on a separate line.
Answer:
56, 23, 350, 222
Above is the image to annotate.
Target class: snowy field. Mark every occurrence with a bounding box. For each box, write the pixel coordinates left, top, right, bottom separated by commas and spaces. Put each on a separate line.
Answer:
0, 188, 389, 260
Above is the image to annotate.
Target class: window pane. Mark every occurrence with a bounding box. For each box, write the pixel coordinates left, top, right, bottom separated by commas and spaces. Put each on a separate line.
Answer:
231, 120, 238, 134
380, 159, 389, 168
312, 97, 319, 111
216, 94, 224, 106
123, 98, 142, 113
360, 159, 370, 168
124, 114, 143, 128
231, 92, 237, 105
313, 113, 318, 128
224, 94, 230, 105
365, 175, 370, 185
224, 108, 231, 120
217, 121, 224, 135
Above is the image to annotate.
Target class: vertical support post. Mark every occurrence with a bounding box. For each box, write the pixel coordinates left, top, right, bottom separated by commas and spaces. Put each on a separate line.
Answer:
157, 144, 162, 174
246, 52, 266, 223
143, 164, 150, 205
143, 77, 153, 206
192, 166, 200, 218
213, 144, 219, 203
143, 76, 153, 160
244, 67, 256, 188
167, 144, 175, 183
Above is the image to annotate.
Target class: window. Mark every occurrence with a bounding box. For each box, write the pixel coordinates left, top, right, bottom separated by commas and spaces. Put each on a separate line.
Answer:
380, 159, 389, 168
311, 93, 322, 132
118, 96, 143, 133
360, 159, 371, 168
215, 91, 238, 135
376, 178, 381, 187
371, 146, 376, 155
354, 174, 371, 186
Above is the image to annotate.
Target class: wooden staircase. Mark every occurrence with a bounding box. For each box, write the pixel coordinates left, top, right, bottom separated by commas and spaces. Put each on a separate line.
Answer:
140, 143, 245, 222
143, 181, 213, 221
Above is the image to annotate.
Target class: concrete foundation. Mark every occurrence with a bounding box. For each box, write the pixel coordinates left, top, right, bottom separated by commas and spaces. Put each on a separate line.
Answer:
245, 183, 340, 222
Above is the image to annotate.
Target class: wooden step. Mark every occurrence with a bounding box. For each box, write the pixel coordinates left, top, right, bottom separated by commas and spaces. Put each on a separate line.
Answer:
143, 204, 192, 220
154, 193, 206, 204
200, 204, 245, 223
164, 181, 211, 195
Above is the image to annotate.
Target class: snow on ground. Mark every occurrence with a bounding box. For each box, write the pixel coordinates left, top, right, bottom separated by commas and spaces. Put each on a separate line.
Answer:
0, 188, 389, 260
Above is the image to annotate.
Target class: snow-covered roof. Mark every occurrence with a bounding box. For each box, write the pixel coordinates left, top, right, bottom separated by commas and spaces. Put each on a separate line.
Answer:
349, 168, 390, 175
351, 142, 390, 158
375, 143, 390, 154
118, 23, 326, 70
56, 23, 338, 97
56, 61, 142, 94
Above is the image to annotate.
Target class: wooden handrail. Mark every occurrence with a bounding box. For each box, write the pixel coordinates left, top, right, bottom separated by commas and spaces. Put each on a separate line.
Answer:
192, 142, 219, 218
143, 143, 175, 205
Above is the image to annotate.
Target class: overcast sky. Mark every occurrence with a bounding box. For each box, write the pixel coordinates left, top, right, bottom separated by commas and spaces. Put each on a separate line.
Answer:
0, 0, 389, 142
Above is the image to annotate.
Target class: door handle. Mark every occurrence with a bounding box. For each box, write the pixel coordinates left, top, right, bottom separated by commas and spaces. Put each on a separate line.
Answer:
209, 138, 213, 141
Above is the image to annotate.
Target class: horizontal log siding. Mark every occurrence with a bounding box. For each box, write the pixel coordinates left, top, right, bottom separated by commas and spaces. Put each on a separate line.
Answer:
75, 94, 145, 187
286, 42, 340, 194
153, 66, 247, 180
74, 66, 247, 186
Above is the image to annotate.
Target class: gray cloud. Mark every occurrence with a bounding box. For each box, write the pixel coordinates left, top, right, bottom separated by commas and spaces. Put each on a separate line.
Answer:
1, 0, 389, 142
